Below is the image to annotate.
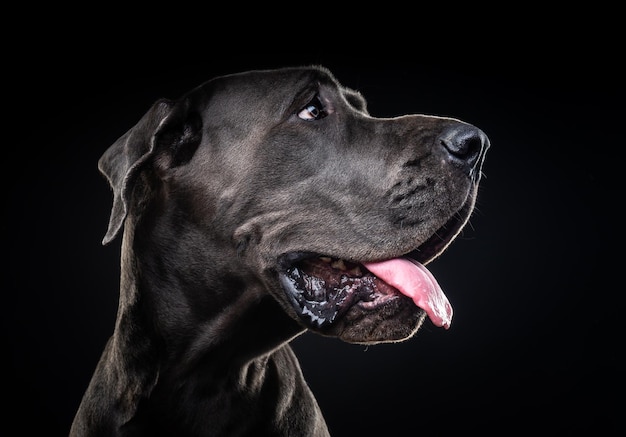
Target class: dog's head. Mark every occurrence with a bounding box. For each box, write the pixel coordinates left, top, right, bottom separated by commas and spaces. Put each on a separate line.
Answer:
99, 65, 489, 345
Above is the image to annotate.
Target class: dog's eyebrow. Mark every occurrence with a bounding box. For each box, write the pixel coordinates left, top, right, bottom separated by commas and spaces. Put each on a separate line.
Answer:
287, 82, 323, 115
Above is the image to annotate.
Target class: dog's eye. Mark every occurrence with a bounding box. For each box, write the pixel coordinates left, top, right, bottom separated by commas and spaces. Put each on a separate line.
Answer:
298, 95, 328, 121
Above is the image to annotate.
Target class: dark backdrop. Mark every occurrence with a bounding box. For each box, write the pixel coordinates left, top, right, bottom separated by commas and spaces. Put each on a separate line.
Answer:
4, 37, 622, 435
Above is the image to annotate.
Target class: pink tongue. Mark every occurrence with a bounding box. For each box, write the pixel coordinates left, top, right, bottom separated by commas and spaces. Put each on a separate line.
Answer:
363, 258, 453, 329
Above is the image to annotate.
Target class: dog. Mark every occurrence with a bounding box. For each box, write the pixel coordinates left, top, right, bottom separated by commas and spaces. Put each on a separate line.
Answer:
70, 65, 489, 436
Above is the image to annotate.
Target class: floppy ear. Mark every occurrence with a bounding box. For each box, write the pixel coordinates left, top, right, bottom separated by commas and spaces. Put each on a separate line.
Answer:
98, 99, 175, 245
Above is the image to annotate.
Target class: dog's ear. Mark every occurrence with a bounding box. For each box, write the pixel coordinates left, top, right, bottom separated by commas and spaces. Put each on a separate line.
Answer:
98, 98, 175, 245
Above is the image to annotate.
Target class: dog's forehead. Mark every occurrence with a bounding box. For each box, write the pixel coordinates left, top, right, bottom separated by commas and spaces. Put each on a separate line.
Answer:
218, 65, 338, 91
191, 66, 355, 111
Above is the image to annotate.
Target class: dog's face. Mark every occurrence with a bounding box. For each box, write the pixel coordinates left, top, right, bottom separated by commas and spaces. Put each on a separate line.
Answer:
100, 66, 489, 345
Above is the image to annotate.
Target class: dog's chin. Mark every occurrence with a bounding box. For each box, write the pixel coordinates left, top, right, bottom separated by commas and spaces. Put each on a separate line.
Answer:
278, 256, 427, 344
333, 300, 426, 344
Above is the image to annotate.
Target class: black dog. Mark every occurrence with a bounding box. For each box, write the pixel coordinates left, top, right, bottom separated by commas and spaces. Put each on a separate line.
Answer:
70, 65, 489, 436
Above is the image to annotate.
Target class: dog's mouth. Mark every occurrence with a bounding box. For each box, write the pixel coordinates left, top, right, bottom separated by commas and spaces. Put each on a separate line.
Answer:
278, 209, 469, 331
279, 255, 450, 329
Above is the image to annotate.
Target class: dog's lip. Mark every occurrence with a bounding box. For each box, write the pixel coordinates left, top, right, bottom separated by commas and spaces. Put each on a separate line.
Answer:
408, 202, 471, 266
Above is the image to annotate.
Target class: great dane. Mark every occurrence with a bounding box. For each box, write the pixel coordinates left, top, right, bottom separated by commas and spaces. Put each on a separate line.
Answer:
70, 65, 489, 436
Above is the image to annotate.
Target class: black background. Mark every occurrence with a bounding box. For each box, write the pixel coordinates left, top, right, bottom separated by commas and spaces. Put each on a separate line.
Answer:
4, 24, 622, 435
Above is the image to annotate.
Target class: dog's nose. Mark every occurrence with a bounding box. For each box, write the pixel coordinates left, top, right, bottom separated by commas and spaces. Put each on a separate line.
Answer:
438, 124, 489, 176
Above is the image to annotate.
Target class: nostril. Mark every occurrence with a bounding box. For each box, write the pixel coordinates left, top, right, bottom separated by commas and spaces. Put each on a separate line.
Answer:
439, 124, 488, 173
441, 134, 481, 160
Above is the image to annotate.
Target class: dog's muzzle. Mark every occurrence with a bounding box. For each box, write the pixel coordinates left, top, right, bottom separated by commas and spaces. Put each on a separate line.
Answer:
277, 123, 490, 334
